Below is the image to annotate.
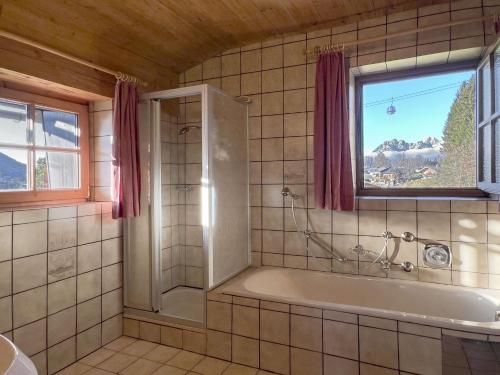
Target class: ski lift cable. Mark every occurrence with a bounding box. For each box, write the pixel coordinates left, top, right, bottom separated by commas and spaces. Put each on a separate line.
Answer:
363, 81, 465, 108
364, 82, 463, 107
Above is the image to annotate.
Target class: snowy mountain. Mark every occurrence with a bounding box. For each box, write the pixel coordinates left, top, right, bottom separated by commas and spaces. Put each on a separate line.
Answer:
367, 137, 442, 161
0, 152, 27, 190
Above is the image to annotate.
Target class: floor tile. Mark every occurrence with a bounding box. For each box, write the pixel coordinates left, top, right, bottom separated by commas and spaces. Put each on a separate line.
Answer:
85, 369, 116, 375
105, 336, 137, 351
152, 364, 188, 375
144, 345, 182, 363
121, 340, 159, 356
120, 358, 163, 375
55, 362, 92, 375
167, 351, 204, 370
192, 357, 230, 375
97, 352, 139, 373
222, 363, 258, 375
80, 348, 116, 366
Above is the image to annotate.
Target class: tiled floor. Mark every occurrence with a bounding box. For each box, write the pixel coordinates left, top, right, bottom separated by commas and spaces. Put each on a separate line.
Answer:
55, 336, 272, 375
443, 335, 500, 375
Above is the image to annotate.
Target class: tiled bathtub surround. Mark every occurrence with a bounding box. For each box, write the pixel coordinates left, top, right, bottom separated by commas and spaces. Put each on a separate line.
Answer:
0, 202, 123, 375
124, 290, 500, 375
179, 1, 500, 289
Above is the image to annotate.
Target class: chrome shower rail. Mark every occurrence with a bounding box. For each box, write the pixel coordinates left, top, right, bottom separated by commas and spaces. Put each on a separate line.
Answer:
303, 229, 347, 263
281, 187, 347, 263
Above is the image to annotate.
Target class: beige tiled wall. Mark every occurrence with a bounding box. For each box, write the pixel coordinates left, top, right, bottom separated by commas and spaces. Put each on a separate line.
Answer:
160, 98, 204, 291
0, 99, 123, 374
90, 100, 113, 202
179, 1, 500, 290
0, 202, 123, 374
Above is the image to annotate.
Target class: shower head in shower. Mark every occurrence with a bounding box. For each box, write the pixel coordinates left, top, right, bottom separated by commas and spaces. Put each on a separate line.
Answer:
178, 125, 201, 135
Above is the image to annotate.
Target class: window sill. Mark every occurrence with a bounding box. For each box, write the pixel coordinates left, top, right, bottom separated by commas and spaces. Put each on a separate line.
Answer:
0, 199, 112, 212
356, 195, 496, 201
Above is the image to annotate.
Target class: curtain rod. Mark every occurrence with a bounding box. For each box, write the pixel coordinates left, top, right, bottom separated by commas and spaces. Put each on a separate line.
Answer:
0, 30, 148, 87
305, 14, 498, 57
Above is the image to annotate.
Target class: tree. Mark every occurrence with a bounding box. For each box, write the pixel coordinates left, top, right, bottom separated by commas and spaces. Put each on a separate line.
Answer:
373, 152, 389, 168
35, 157, 48, 188
438, 76, 476, 187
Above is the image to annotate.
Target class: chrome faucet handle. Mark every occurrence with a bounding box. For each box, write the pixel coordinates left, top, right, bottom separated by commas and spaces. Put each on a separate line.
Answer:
401, 232, 416, 242
400, 261, 415, 272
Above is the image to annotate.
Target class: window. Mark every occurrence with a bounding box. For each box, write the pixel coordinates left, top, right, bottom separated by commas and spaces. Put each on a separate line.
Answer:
476, 39, 500, 194
355, 62, 484, 197
0, 88, 89, 204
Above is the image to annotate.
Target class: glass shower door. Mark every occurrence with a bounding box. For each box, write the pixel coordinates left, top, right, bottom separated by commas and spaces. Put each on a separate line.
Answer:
205, 86, 250, 289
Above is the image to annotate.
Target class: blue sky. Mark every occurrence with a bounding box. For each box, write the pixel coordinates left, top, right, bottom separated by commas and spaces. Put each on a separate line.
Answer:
362, 70, 475, 153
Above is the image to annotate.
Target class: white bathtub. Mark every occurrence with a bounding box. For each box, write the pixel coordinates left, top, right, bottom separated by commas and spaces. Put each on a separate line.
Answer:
218, 266, 500, 334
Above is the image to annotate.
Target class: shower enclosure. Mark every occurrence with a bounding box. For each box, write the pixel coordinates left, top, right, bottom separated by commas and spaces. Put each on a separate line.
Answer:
124, 84, 250, 327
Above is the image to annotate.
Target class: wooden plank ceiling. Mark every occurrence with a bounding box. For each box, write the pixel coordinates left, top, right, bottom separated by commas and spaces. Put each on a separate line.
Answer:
0, 0, 449, 97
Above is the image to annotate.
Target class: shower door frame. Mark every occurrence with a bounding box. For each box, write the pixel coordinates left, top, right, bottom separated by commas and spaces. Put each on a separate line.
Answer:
142, 84, 250, 315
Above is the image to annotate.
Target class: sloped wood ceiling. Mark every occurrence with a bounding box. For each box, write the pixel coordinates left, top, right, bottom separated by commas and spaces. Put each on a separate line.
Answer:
0, 0, 449, 96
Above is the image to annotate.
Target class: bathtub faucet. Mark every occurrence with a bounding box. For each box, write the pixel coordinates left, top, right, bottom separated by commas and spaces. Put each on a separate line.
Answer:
352, 232, 415, 273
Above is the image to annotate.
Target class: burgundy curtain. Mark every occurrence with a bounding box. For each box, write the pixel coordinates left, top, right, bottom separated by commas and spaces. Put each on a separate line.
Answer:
314, 52, 354, 211
112, 81, 141, 219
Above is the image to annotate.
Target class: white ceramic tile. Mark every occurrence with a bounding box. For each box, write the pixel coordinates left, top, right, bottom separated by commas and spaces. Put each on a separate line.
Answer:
77, 269, 101, 303
48, 306, 76, 346
417, 212, 450, 241
78, 242, 102, 274
0, 212, 12, 226
13, 209, 47, 224
48, 277, 76, 315
451, 242, 488, 272
48, 218, 77, 251
13, 253, 47, 293
78, 215, 101, 245
102, 288, 122, 320
13, 318, 46, 356
0, 225, 12, 262
47, 337, 76, 374
359, 326, 398, 369
0, 296, 12, 333
48, 206, 77, 220
102, 263, 122, 293
77, 324, 102, 359
451, 213, 487, 243
48, 247, 76, 283
13, 221, 47, 258
13, 286, 47, 328
399, 333, 441, 375
77, 297, 101, 333
359, 210, 386, 236
0, 261, 11, 298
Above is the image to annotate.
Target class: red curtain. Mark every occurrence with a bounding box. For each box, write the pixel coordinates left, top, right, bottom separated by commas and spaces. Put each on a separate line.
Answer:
112, 81, 141, 218
314, 52, 354, 211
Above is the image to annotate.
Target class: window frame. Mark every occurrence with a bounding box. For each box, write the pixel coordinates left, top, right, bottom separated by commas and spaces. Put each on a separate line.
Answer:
355, 60, 486, 197
476, 37, 500, 194
0, 87, 89, 205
